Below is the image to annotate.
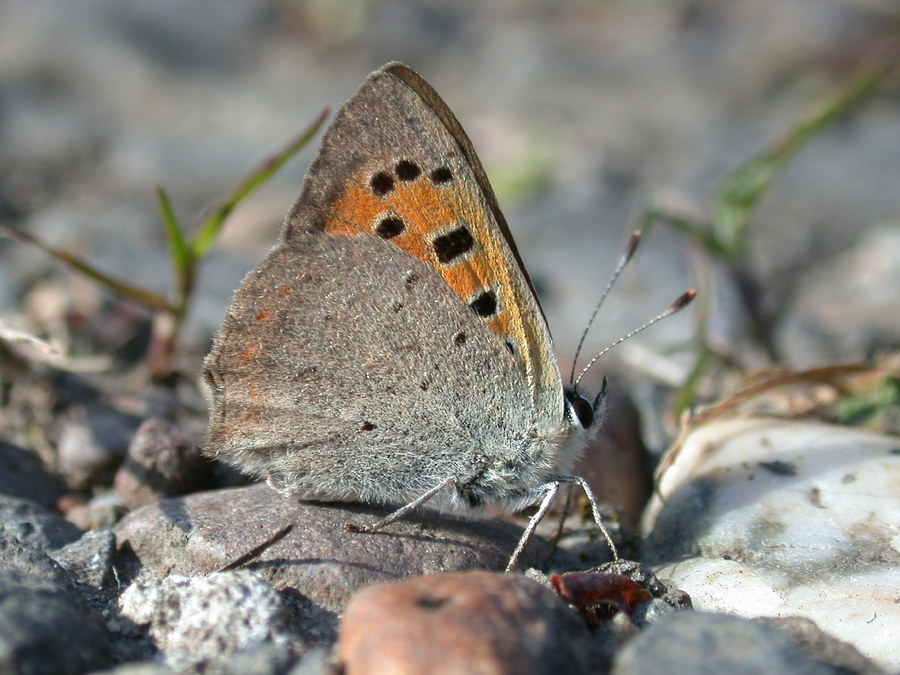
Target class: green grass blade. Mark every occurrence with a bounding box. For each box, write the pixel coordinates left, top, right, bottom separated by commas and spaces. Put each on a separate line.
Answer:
156, 186, 190, 279
191, 106, 330, 259
714, 59, 897, 257
0, 226, 171, 310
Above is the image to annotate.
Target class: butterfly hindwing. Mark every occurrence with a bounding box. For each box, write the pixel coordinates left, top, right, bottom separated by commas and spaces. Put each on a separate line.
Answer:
205, 232, 538, 504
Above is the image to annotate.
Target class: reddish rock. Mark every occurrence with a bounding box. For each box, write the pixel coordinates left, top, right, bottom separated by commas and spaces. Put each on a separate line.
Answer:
337, 570, 594, 675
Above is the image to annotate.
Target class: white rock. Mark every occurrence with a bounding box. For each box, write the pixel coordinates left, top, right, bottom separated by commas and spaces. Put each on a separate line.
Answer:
119, 570, 292, 668
643, 417, 900, 671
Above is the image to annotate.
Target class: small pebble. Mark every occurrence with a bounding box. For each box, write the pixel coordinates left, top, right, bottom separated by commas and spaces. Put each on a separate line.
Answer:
113, 417, 213, 509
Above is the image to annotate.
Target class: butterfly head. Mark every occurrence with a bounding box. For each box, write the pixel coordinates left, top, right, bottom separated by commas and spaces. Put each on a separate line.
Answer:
563, 377, 607, 435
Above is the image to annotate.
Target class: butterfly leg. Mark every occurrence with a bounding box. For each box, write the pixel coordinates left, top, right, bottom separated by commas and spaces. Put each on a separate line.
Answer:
505, 474, 619, 573
546, 484, 576, 563
563, 474, 619, 562
505, 481, 560, 573
345, 476, 459, 533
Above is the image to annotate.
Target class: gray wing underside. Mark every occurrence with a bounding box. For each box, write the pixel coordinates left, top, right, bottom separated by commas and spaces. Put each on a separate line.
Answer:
203, 233, 533, 501
284, 64, 565, 432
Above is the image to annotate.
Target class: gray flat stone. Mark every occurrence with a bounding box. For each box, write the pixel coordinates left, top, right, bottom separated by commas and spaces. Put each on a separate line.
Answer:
114, 483, 553, 613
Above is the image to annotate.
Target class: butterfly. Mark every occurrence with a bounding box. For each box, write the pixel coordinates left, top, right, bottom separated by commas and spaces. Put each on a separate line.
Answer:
203, 62, 621, 571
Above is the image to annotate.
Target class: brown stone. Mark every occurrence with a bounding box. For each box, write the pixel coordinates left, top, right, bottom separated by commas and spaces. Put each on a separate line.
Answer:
337, 570, 594, 675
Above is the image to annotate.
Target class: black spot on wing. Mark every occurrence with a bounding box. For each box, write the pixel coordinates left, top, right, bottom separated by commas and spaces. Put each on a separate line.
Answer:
395, 160, 421, 181
433, 224, 474, 264
375, 215, 405, 239
469, 290, 497, 317
370, 172, 394, 196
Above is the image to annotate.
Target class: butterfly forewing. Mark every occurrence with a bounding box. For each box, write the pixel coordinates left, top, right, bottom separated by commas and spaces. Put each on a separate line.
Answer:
284, 64, 564, 427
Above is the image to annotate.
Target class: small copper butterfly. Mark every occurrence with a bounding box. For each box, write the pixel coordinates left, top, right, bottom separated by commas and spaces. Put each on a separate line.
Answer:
203, 62, 621, 571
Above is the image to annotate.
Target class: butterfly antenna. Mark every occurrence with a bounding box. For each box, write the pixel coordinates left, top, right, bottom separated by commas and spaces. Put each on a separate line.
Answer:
574, 289, 696, 390
569, 231, 642, 386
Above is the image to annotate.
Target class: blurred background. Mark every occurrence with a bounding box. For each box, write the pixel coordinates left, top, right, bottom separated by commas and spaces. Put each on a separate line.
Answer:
1, 0, 898, 394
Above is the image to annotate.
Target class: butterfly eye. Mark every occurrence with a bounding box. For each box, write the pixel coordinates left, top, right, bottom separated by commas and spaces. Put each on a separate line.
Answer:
567, 393, 594, 429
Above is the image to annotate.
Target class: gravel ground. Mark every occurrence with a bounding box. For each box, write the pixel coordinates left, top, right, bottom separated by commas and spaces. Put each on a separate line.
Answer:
0, 2, 898, 673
